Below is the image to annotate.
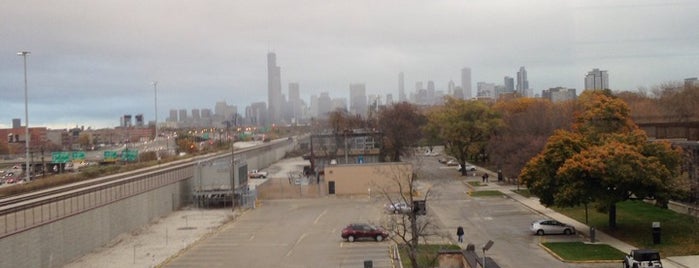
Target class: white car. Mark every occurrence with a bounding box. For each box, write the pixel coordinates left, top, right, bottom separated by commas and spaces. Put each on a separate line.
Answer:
530, 219, 576, 235
458, 164, 476, 171
384, 202, 412, 214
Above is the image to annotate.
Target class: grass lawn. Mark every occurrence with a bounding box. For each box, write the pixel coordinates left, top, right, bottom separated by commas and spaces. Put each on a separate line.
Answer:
470, 190, 504, 197
542, 242, 625, 261
467, 181, 486, 187
555, 200, 699, 256
399, 244, 461, 267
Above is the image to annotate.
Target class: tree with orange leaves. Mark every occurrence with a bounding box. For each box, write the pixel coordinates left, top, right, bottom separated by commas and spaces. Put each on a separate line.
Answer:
520, 89, 685, 228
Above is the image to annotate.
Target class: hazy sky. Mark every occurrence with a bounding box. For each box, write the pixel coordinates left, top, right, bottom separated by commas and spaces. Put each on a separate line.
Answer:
1, 0, 698, 129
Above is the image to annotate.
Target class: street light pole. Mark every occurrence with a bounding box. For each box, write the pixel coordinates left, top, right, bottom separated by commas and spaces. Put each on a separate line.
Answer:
18, 51, 30, 182
152, 81, 159, 160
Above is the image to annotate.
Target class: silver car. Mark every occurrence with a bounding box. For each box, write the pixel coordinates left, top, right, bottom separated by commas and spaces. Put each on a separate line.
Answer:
384, 202, 412, 214
530, 219, 576, 235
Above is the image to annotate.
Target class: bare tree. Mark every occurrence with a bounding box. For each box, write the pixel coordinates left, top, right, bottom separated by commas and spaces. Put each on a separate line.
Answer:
374, 161, 446, 268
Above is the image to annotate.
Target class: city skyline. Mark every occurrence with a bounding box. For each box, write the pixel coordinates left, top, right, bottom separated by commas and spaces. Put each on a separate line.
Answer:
2, 1, 698, 129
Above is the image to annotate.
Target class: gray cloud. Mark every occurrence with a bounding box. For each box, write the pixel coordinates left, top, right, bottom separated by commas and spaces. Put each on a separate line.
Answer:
1, 0, 697, 128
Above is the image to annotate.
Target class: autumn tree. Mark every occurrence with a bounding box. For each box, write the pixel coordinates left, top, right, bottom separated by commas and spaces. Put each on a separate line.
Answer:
378, 102, 426, 161
425, 97, 503, 175
520, 90, 685, 228
489, 98, 574, 182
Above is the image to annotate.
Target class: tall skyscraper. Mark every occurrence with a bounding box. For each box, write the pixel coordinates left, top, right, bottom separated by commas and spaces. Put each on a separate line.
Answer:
461, 68, 472, 99
398, 72, 406, 102
584, 68, 609, 90
318, 92, 332, 118
267, 52, 282, 125
349, 83, 367, 117
288, 82, 300, 123
504, 76, 515, 93
516, 66, 529, 97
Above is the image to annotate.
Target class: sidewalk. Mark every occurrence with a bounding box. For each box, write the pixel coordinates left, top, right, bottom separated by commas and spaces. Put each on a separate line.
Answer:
471, 174, 698, 268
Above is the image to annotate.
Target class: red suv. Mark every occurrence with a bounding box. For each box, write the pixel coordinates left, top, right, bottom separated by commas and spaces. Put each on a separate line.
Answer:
341, 223, 389, 242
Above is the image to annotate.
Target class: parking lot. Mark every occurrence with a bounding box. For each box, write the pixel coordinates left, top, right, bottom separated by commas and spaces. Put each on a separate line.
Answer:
164, 198, 395, 268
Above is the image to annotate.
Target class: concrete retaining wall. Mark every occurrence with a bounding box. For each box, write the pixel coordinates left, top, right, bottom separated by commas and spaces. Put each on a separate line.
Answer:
0, 181, 189, 268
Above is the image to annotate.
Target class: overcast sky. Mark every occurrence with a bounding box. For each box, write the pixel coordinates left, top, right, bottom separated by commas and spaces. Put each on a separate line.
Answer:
1, 0, 698, 129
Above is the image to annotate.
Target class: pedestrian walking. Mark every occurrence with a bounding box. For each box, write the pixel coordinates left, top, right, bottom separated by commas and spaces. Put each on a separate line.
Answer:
456, 226, 464, 243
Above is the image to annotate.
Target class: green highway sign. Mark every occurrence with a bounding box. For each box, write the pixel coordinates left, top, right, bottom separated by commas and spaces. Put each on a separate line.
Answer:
72, 151, 86, 160
104, 151, 118, 161
122, 149, 139, 162
52, 152, 71, 163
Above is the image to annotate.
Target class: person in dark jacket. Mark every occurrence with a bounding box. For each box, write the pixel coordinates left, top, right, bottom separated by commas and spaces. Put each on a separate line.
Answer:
457, 226, 464, 243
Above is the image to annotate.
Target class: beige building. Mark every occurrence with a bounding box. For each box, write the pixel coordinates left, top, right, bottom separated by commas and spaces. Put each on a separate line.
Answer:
324, 162, 413, 196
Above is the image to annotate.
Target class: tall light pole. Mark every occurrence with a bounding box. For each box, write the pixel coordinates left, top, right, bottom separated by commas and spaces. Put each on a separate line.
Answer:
17, 51, 30, 182
152, 81, 159, 160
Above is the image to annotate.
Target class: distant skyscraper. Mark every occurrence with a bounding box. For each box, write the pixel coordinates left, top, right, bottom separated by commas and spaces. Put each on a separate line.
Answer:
461, 68, 472, 99
267, 52, 283, 125
246, 102, 267, 126
12, 118, 21, 129
427, 80, 435, 104
477, 82, 496, 98
398, 72, 406, 102
168, 109, 178, 122
318, 92, 332, 118
349, 83, 367, 117
448, 80, 456, 96
288, 82, 300, 123
584, 68, 609, 90
178, 109, 187, 122
685, 77, 698, 88
543, 87, 577, 103
516, 66, 529, 97
386, 93, 394, 105
504, 76, 515, 93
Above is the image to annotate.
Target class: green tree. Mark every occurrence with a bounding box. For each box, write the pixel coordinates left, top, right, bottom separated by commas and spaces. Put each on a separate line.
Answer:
379, 102, 426, 161
520, 90, 685, 228
425, 97, 503, 175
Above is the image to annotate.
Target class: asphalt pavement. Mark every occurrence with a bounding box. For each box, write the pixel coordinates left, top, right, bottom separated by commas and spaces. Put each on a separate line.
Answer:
62, 155, 698, 268
465, 171, 698, 268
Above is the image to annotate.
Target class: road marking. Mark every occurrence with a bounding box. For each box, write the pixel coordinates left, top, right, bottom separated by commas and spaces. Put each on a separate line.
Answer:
314, 209, 327, 225
285, 233, 308, 257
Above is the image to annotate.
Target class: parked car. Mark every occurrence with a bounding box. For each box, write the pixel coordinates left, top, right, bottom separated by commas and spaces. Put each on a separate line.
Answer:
530, 219, 576, 235
438, 157, 448, 164
384, 201, 412, 214
341, 223, 389, 242
458, 164, 477, 172
248, 169, 268, 178
445, 159, 459, 166
623, 249, 663, 268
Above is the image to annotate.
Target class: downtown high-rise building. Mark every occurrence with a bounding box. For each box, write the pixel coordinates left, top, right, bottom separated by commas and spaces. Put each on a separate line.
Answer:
461, 67, 471, 99
288, 82, 302, 123
516, 66, 529, 97
584, 68, 609, 90
349, 83, 367, 117
267, 52, 283, 125
504, 76, 515, 93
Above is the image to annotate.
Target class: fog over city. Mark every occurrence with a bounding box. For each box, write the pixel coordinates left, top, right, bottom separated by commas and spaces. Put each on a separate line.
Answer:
1, 0, 697, 129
